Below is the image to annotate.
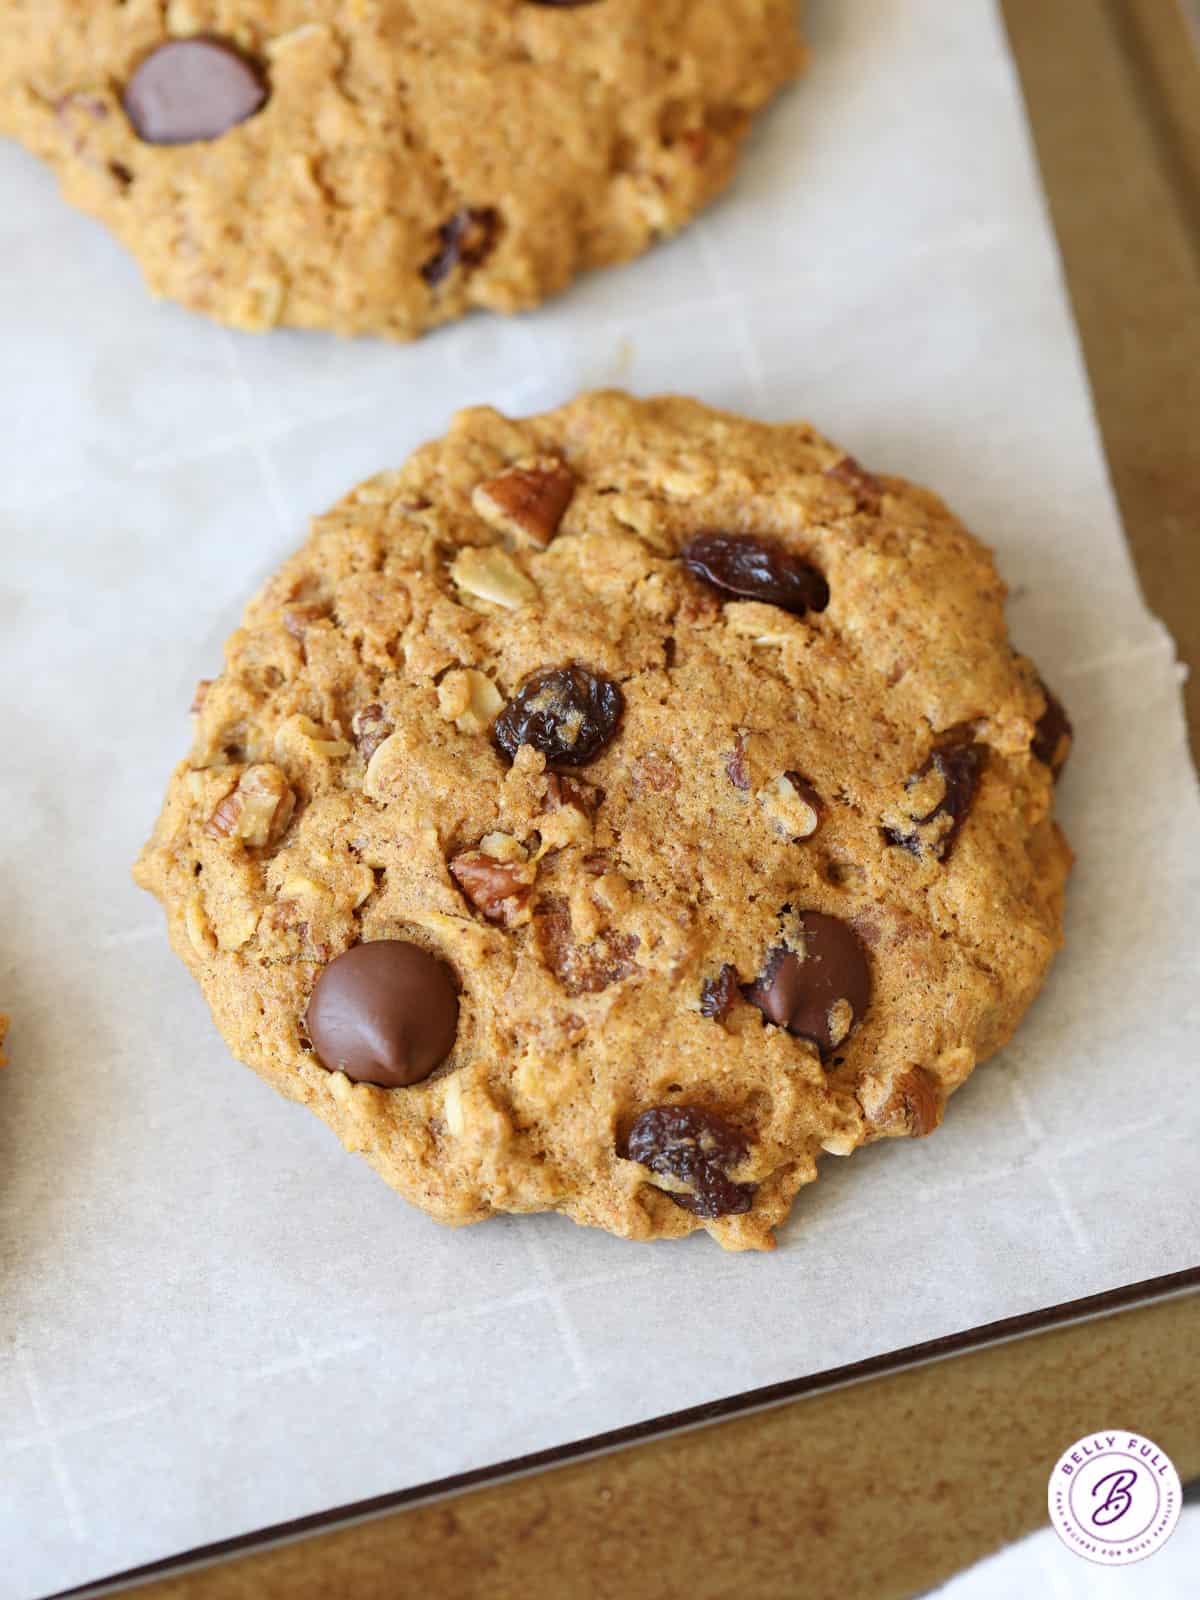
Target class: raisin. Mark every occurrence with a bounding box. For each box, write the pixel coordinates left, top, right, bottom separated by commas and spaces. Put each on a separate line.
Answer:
883, 736, 986, 861
421, 207, 499, 287
624, 1105, 755, 1219
493, 665, 624, 767
699, 964, 740, 1021
682, 534, 829, 615
1031, 679, 1072, 778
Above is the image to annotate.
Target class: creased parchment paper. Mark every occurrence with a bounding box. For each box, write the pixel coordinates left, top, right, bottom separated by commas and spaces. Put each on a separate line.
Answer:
2, 3, 1198, 1594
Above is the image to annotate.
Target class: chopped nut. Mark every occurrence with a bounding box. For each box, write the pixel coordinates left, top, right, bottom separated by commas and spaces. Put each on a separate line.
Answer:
725, 732, 752, 792
190, 679, 213, 715
471, 457, 576, 548
872, 1067, 944, 1139
207, 764, 295, 850
274, 714, 351, 763
279, 873, 332, 904
724, 601, 806, 644
477, 831, 526, 864
543, 774, 600, 814
351, 703, 393, 762
184, 892, 216, 957
450, 848, 536, 927
450, 545, 538, 609
758, 773, 821, 840
826, 998, 854, 1049
820, 1129, 859, 1157
282, 602, 329, 640
442, 1076, 465, 1137
437, 668, 504, 733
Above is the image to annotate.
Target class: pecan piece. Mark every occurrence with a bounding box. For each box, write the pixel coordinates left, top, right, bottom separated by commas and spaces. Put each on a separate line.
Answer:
207, 764, 295, 850
450, 848, 536, 927
473, 458, 576, 548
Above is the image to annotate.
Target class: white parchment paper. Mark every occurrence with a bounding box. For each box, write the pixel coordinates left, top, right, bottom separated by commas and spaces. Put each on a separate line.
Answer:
2, 3, 1199, 1594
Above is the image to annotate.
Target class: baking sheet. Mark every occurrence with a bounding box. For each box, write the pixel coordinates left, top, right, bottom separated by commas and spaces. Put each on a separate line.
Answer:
2, 2, 1199, 1595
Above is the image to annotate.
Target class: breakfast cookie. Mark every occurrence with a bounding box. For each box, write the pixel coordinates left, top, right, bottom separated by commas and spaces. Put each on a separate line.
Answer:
134, 391, 1073, 1250
0, 1, 804, 338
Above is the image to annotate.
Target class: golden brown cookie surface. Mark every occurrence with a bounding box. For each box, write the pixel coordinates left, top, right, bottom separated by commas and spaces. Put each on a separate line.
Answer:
134, 392, 1072, 1249
0, 0, 804, 338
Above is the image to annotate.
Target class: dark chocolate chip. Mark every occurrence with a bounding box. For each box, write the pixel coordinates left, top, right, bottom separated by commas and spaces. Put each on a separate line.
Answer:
494, 664, 624, 767
306, 941, 459, 1088
123, 38, 267, 146
883, 736, 986, 861
744, 912, 871, 1056
699, 964, 740, 1021
1031, 680, 1073, 778
624, 1105, 755, 1219
421, 207, 500, 287
682, 534, 829, 616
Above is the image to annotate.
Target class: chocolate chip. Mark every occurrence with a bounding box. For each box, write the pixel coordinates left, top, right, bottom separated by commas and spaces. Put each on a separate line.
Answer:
421, 207, 500, 287
699, 964, 740, 1021
494, 665, 624, 767
1031, 680, 1072, 778
623, 1105, 755, 1219
682, 534, 829, 616
123, 38, 267, 146
744, 912, 871, 1057
306, 941, 459, 1088
883, 735, 986, 861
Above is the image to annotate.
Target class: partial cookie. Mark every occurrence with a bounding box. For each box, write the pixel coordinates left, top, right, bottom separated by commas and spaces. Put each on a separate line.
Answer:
134, 391, 1073, 1250
0, 1, 804, 338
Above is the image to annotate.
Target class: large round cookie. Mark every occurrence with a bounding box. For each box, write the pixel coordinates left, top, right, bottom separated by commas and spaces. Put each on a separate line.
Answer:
134, 392, 1073, 1250
1, 1, 804, 339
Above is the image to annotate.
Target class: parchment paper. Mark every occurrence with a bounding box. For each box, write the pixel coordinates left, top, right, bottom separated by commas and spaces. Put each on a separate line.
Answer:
2, 3, 1198, 1595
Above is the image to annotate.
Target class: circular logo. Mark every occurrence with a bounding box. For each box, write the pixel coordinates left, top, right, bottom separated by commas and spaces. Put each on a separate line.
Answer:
1048, 1430, 1181, 1565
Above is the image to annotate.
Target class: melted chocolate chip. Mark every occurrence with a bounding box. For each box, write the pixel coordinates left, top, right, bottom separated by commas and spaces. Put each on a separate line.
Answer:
883, 737, 986, 862
124, 38, 267, 146
624, 1105, 755, 1219
494, 665, 624, 767
306, 941, 459, 1088
421, 207, 500, 287
682, 534, 829, 616
699, 964, 740, 1021
744, 912, 871, 1057
1031, 680, 1073, 778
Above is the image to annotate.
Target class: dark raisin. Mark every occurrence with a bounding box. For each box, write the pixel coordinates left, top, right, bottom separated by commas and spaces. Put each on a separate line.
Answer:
493, 665, 624, 767
682, 534, 829, 615
421, 207, 500, 287
699, 964, 739, 1020
883, 736, 986, 861
624, 1105, 755, 1219
743, 912, 871, 1057
1031, 679, 1072, 778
